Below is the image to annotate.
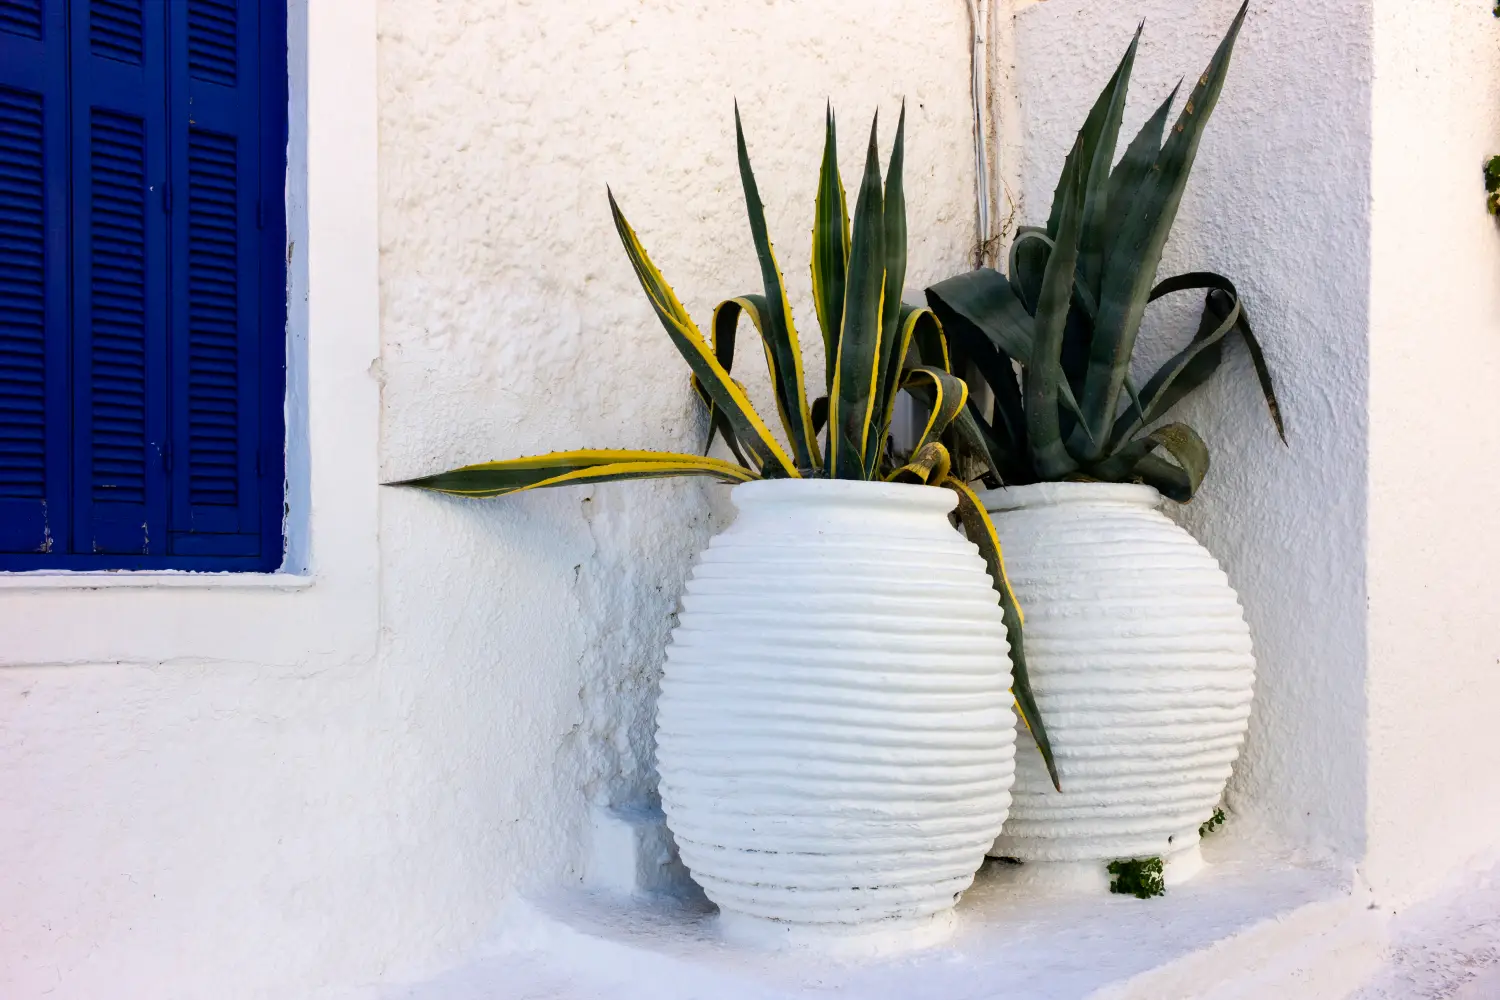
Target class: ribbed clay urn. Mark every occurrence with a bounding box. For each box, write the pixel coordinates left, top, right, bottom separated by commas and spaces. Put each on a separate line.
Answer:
655, 479, 1017, 953
981, 483, 1254, 890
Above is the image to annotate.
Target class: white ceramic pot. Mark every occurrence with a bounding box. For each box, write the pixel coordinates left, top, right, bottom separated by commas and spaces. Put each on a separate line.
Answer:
980, 482, 1254, 890
656, 479, 1016, 953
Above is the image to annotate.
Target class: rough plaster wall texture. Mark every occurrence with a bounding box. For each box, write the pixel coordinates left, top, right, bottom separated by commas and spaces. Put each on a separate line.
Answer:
376, 0, 979, 971
0, 660, 418, 1000
1366, 0, 1500, 906
1013, 0, 1373, 862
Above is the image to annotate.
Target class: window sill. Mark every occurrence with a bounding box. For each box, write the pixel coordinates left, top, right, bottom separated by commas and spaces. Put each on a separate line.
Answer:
0, 570, 314, 591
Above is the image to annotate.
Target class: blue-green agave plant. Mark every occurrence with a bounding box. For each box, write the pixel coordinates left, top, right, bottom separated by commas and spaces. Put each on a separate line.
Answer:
926, 2, 1284, 501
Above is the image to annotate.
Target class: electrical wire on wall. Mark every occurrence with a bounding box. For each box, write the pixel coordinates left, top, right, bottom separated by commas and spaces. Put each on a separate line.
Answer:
966, 0, 995, 267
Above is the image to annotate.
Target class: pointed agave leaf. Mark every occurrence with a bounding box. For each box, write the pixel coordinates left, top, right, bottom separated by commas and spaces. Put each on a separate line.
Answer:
1075, 26, 1142, 301
1079, 2, 1249, 456
1091, 422, 1209, 502
1046, 24, 1139, 248
828, 115, 887, 480
391, 449, 757, 498
1026, 138, 1087, 480
886, 440, 951, 486
942, 476, 1060, 790
811, 105, 851, 393
608, 190, 799, 479
733, 108, 820, 470
867, 103, 908, 478
1102, 81, 1179, 267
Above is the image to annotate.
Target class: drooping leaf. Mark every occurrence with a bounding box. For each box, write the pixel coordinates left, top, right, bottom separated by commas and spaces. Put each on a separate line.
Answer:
1008, 228, 1052, 313
942, 476, 1059, 790
392, 450, 757, 497
1091, 422, 1209, 502
828, 115, 887, 480
926, 283, 1026, 461
1026, 137, 1087, 480
733, 109, 820, 470
873, 304, 939, 462
1107, 272, 1283, 448
886, 440, 951, 485
902, 365, 969, 452
928, 267, 1036, 363
609, 190, 799, 478
924, 270, 1092, 448
1078, 2, 1249, 457
909, 302, 951, 373
1132, 453, 1192, 500
712, 295, 821, 471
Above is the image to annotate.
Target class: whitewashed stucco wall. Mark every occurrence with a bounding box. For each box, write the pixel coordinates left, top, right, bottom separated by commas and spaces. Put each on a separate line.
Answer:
1366, 0, 1500, 907
1013, 0, 1374, 865
0, 2, 982, 998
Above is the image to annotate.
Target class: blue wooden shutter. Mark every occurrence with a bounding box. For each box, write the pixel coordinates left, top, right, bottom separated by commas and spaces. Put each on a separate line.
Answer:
0, 0, 69, 554
69, 0, 170, 555
166, 0, 269, 557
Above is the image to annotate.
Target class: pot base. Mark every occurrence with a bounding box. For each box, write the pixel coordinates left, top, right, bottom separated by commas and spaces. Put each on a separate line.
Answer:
989, 843, 1206, 895
717, 908, 957, 956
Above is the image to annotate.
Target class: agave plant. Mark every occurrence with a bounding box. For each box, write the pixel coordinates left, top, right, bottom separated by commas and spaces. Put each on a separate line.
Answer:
391, 105, 1059, 785
927, 3, 1284, 501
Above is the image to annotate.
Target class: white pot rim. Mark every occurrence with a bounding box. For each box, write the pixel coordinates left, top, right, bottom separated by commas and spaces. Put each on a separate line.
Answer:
731, 477, 957, 515
976, 481, 1162, 513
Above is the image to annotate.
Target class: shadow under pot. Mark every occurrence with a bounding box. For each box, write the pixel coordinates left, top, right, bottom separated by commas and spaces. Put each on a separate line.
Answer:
981, 482, 1255, 892
656, 478, 1017, 954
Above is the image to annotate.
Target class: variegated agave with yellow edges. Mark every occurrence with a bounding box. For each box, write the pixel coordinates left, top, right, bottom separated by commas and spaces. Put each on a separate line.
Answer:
392, 105, 1059, 788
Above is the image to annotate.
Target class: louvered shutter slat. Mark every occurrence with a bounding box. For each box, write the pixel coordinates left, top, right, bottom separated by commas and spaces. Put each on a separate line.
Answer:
0, 0, 67, 555
168, 0, 265, 555
70, 0, 169, 555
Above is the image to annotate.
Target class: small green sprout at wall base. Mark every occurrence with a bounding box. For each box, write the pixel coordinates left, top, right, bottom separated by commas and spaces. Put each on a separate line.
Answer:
1200, 808, 1227, 838
1107, 857, 1165, 899
1485, 156, 1500, 216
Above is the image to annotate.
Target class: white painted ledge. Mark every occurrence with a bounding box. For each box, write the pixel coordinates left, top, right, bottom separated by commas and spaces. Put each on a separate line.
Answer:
362, 839, 1387, 1000
0, 571, 314, 591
